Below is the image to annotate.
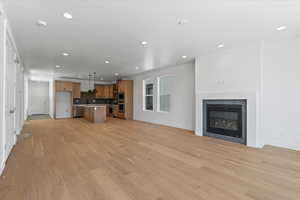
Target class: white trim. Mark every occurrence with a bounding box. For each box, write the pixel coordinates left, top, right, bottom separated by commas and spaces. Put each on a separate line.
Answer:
156, 75, 173, 113
1, 17, 7, 168
0, 2, 5, 172
156, 77, 161, 112
142, 79, 154, 112
0, 162, 5, 176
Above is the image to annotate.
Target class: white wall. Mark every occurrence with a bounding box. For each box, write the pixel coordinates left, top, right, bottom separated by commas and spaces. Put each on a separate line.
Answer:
196, 39, 300, 151
130, 62, 195, 131
261, 39, 300, 150
195, 42, 263, 148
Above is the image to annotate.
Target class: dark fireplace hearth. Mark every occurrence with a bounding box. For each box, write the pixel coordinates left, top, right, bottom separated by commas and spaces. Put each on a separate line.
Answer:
203, 100, 247, 144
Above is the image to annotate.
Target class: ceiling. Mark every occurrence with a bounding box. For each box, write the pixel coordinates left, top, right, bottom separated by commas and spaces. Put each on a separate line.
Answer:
3, 0, 300, 80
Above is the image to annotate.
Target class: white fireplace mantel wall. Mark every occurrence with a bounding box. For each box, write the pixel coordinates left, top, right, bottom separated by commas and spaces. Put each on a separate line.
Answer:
195, 38, 300, 151
195, 42, 263, 148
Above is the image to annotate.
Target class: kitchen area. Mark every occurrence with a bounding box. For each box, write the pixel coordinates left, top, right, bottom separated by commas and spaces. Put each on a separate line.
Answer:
54, 78, 133, 123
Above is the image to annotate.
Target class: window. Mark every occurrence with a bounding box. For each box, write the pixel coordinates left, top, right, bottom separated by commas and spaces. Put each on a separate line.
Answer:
157, 76, 173, 112
143, 80, 154, 111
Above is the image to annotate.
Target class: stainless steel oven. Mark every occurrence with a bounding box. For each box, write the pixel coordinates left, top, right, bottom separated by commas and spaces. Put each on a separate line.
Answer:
118, 93, 124, 103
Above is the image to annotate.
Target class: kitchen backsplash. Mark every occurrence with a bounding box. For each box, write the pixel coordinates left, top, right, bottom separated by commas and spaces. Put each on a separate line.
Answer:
73, 92, 116, 104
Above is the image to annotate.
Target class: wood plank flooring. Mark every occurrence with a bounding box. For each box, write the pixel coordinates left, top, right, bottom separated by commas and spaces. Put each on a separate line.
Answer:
0, 118, 300, 200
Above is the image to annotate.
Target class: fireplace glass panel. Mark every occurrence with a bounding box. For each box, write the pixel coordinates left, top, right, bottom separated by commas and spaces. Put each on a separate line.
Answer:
209, 111, 239, 131
207, 104, 243, 138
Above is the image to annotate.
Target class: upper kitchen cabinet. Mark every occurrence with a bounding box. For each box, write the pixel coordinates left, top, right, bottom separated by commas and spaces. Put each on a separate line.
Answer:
104, 85, 114, 99
72, 83, 81, 98
95, 85, 105, 98
118, 80, 126, 93
95, 85, 114, 99
108, 85, 114, 99
55, 81, 73, 92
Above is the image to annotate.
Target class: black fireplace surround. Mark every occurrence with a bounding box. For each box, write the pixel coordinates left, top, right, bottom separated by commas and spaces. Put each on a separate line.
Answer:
203, 99, 247, 144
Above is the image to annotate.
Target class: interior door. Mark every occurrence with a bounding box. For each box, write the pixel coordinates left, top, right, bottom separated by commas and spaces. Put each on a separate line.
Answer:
5, 37, 17, 159
55, 92, 71, 118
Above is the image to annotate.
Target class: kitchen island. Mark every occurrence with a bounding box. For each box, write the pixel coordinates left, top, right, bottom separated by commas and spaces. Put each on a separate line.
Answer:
74, 104, 106, 123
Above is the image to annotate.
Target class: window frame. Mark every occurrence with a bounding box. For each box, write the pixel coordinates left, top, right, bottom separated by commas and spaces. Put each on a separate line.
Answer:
142, 79, 154, 112
157, 75, 172, 113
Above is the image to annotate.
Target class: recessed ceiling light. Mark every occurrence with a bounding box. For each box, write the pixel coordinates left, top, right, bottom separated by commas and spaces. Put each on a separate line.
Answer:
114, 73, 119, 76
105, 60, 110, 64
182, 55, 187, 59
141, 41, 148, 46
135, 66, 140, 70
100, 77, 104, 80
276, 26, 287, 31
217, 44, 224, 48
177, 19, 189, 25
36, 20, 47, 27
63, 12, 73, 19
55, 65, 61, 68
62, 52, 70, 56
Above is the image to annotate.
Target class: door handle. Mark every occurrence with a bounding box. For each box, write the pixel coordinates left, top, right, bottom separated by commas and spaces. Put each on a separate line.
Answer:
9, 109, 15, 114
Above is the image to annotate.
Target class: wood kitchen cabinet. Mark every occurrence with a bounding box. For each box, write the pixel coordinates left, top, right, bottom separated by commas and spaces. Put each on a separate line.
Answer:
103, 85, 109, 98
118, 80, 125, 93
108, 85, 114, 98
95, 85, 114, 99
83, 105, 107, 123
116, 80, 133, 120
104, 85, 114, 99
55, 81, 73, 92
95, 85, 105, 98
72, 83, 81, 98
84, 107, 94, 122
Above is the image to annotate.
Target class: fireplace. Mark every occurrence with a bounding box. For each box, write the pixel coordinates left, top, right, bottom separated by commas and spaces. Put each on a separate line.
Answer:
203, 100, 247, 144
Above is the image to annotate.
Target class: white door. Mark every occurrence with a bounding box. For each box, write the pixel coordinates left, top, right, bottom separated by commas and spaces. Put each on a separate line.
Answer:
28, 81, 49, 115
5, 37, 17, 159
56, 92, 71, 118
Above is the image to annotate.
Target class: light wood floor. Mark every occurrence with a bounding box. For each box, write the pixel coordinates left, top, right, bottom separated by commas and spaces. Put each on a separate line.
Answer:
0, 118, 300, 200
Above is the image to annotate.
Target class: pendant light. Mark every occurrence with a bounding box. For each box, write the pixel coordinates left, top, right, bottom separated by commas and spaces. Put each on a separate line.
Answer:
88, 73, 92, 93
93, 72, 97, 93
